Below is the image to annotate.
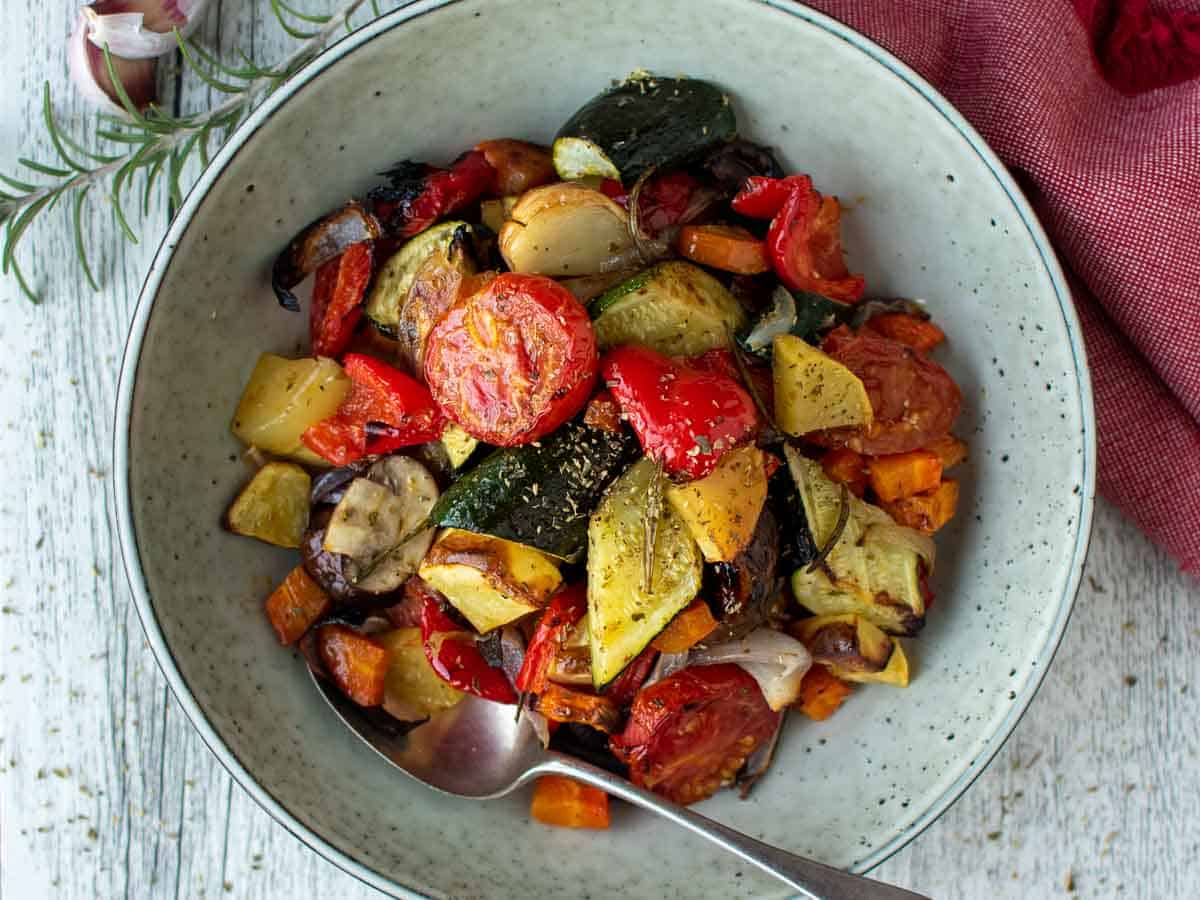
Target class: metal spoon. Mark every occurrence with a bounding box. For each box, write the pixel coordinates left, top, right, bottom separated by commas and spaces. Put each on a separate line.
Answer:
310, 673, 929, 900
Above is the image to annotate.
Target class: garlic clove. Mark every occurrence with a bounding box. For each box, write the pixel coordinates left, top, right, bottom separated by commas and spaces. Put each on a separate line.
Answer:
84, 0, 208, 60
68, 10, 160, 113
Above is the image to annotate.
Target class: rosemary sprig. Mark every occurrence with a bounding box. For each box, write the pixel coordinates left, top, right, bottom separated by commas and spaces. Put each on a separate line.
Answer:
0, 0, 374, 302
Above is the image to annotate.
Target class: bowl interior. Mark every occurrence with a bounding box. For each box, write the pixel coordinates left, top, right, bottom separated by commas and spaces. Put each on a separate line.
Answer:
119, 0, 1092, 897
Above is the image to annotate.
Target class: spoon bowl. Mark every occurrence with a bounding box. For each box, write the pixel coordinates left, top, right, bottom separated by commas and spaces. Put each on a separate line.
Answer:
310, 670, 930, 900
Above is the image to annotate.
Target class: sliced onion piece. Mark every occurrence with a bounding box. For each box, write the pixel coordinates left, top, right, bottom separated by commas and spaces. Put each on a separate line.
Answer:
689, 628, 812, 711
863, 523, 936, 573
272, 202, 382, 310
644, 650, 690, 688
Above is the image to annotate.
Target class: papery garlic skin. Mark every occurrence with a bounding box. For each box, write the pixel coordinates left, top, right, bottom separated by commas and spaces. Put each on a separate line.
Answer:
68, 10, 159, 112
83, 0, 209, 59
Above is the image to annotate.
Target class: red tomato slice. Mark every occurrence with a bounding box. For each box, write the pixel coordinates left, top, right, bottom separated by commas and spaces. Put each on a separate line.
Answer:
608, 664, 780, 806
424, 274, 598, 446
310, 242, 373, 358
812, 327, 962, 455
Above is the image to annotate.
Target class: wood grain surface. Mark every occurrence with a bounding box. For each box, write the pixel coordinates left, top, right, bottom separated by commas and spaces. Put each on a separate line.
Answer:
0, 4, 1197, 898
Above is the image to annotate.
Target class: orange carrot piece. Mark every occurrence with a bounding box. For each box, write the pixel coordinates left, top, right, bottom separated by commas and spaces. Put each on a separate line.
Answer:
676, 225, 770, 275
265, 566, 331, 646
881, 479, 960, 534
822, 448, 868, 497
316, 624, 390, 707
651, 600, 718, 653
923, 434, 968, 470
530, 775, 610, 829
795, 665, 854, 721
867, 449, 943, 502
865, 313, 945, 353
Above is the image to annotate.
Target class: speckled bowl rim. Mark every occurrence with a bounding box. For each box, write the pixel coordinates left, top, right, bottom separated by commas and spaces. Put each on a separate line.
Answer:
114, 1, 1096, 896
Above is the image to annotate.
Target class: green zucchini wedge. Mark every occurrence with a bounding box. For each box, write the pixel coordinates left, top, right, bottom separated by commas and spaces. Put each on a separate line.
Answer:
587, 458, 704, 687
364, 220, 472, 336
553, 74, 736, 184
784, 446, 930, 636
592, 261, 748, 356
427, 420, 639, 561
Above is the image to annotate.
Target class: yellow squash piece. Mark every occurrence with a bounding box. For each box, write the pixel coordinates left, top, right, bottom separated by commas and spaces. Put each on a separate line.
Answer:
231, 354, 350, 465
772, 334, 873, 437
793, 613, 894, 675
418, 529, 562, 633
665, 445, 768, 562
225, 461, 311, 548
375, 627, 465, 719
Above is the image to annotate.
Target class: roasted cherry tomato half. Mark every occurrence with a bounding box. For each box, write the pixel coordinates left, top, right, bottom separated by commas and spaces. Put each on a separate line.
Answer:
424, 273, 598, 446
813, 326, 962, 455
609, 664, 780, 806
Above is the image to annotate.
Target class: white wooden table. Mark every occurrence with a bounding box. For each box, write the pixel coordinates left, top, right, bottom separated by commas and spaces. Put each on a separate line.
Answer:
2, 4, 1198, 898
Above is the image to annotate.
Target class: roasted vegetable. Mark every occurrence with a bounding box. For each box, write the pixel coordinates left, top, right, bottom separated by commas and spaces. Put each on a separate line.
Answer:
592, 261, 748, 357
375, 626, 465, 721
226, 462, 311, 549
439, 423, 479, 470
651, 600, 718, 653
300, 508, 366, 604
534, 682, 621, 733
705, 506, 782, 644
737, 286, 849, 358
364, 220, 472, 338
821, 448, 869, 497
881, 479, 960, 535
310, 242, 374, 358
586, 458, 703, 687
792, 613, 893, 674
785, 448, 928, 635
608, 664, 779, 805
301, 354, 444, 466
475, 139, 556, 195
424, 274, 598, 446
394, 237, 481, 375
316, 623, 390, 706
414, 581, 517, 702
924, 434, 968, 469
766, 464, 819, 573
231, 354, 351, 465
601, 345, 758, 480
264, 565, 331, 645
530, 775, 610, 829
553, 74, 736, 184
773, 333, 873, 437
864, 312, 946, 353
429, 418, 638, 561
498, 183, 635, 277
795, 665, 853, 721
867, 449, 943, 502
676, 224, 769, 274
322, 456, 439, 594
699, 138, 785, 192
418, 529, 563, 634
665, 445, 769, 562
272, 201, 382, 310
516, 585, 588, 694
369, 151, 495, 238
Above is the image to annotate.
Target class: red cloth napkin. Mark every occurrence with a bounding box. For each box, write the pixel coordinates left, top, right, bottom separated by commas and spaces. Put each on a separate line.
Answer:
802, 0, 1200, 577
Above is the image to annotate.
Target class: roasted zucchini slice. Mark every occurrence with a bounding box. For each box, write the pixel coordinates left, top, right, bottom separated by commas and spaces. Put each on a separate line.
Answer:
364, 220, 472, 337
586, 458, 703, 687
553, 74, 736, 183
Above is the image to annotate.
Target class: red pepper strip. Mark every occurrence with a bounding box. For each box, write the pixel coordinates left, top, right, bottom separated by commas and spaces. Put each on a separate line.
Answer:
731, 174, 810, 219
398, 150, 496, 238
310, 242, 373, 358
602, 346, 759, 480
602, 645, 658, 709
418, 593, 517, 704
598, 178, 627, 206
767, 183, 865, 302
515, 585, 588, 694
301, 353, 444, 465
685, 348, 775, 415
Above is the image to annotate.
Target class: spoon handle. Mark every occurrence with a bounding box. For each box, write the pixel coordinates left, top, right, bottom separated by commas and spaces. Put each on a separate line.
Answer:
536, 755, 930, 900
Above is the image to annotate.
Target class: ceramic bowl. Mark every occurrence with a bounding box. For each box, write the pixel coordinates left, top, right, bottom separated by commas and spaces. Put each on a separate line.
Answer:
115, 0, 1095, 896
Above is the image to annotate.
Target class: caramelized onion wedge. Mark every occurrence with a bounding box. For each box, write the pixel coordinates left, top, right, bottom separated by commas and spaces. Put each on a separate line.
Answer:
272, 201, 382, 310
499, 184, 634, 277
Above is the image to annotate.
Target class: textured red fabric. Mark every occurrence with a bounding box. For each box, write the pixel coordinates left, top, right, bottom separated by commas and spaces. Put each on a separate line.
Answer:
800, 0, 1200, 576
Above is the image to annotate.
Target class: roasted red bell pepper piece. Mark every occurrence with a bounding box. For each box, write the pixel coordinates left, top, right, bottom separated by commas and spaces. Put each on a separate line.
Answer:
418, 590, 517, 704
515, 585, 588, 695
602, 645, 658, 709
602, 346, 758, 480
730, 174, 808, 219
636, 172, 703, 235
732, 175, 865, 302
685, 348, 775, 415
374, 150, 497, 239
598, 178, 627, 205
301, 353, 444, 465
310, 241, 374, 358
